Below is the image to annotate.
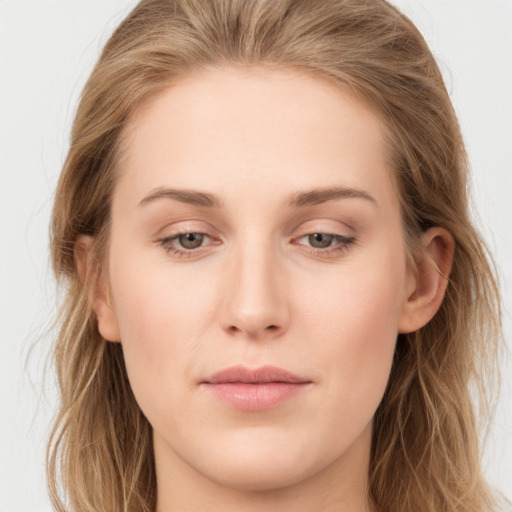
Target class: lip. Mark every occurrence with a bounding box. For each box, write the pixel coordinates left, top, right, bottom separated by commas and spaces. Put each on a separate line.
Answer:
201, 365, 312, 411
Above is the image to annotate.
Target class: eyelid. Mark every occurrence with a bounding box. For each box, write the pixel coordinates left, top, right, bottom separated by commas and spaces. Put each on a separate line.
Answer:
289, 214, 355, 232
153, 218, 216, 238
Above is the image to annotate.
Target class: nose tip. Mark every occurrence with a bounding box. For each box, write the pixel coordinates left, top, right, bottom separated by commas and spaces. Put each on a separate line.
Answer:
219, 250, 289, 340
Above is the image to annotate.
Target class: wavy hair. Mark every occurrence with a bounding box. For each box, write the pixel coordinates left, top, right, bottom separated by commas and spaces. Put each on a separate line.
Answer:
48, 1, 504, 511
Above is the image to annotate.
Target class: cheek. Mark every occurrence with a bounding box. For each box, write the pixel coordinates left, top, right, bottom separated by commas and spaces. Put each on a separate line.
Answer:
106, 244, 218, 417
304, 251, 405, 337
113, 274, 208, 350
300, 248, 406, 412
109, 231, 216, 343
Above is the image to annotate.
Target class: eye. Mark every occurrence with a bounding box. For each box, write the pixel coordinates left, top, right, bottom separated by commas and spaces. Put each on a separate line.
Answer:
293, 232, 356, 256
158, 231, 214, 257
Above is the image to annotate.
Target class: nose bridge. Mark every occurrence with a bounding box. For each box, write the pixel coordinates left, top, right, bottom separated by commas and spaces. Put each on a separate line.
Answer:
220, 233, 289, 338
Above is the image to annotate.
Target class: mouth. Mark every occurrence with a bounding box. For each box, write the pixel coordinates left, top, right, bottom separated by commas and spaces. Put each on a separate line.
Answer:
200, 365, 312, 411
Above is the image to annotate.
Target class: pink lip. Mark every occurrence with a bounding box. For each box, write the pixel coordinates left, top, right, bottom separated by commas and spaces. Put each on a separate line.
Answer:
201, 365, 312, 411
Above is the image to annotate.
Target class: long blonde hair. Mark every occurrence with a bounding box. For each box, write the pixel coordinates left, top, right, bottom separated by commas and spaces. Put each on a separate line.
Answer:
48, 1, 504, 511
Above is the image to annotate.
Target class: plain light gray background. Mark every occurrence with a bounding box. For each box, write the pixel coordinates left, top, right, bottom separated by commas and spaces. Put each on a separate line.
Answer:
1, 1, 511, 511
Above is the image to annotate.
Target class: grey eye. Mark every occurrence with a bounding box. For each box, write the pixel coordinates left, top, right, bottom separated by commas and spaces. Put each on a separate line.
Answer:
308, 233, 335, 248
178, 233, 204, 249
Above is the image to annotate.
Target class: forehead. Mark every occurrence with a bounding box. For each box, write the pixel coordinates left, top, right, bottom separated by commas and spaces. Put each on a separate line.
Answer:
116, 65, 397, 211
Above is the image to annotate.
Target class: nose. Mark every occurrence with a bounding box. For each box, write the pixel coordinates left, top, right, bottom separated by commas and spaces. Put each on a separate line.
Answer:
219, 240, 290, 340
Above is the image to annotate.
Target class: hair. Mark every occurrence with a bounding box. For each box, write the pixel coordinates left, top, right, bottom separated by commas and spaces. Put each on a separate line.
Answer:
48, 0, 505, 511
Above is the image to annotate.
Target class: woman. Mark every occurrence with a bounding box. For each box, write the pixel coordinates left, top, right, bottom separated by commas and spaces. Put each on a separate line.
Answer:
47, 0, 506, 511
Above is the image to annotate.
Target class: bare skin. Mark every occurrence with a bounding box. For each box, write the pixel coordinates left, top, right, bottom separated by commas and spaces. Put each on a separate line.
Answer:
80, 66, 453, 512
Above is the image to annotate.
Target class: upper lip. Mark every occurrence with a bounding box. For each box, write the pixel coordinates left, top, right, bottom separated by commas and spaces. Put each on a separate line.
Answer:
202, 365, 311, 384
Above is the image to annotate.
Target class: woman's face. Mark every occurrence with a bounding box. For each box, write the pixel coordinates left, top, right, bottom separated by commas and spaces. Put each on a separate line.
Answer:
99, 66, 419, 500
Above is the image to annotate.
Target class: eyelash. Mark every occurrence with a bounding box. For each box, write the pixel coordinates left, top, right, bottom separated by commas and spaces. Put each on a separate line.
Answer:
157, 232, 356, 259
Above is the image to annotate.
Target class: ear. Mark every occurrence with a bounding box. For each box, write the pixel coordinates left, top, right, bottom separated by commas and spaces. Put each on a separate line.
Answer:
75, 235, 121, 342
398, 227, 455, 334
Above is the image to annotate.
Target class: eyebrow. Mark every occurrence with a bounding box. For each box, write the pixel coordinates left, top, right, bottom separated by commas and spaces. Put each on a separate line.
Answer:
138, 186, 376, 209
139, 187, 223, 208
287, 187, 377, 208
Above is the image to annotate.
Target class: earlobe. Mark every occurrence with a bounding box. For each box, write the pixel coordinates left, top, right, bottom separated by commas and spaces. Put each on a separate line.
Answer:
398, 227, 455, 334
75, 235, 121, 342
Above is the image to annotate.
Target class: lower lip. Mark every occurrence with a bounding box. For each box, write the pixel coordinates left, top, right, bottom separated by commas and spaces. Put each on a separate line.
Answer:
203, 382, 310, 411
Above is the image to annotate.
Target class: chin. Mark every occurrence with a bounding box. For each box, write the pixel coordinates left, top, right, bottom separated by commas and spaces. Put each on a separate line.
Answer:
191, 430, 323, 492
205, 457, 313, 493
